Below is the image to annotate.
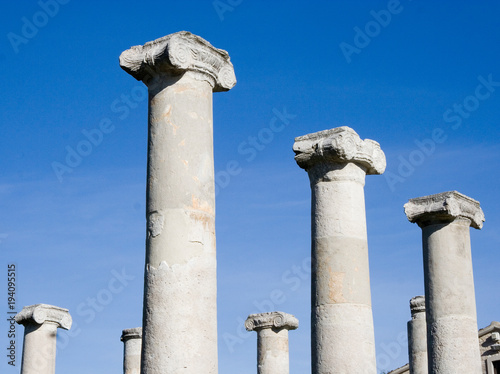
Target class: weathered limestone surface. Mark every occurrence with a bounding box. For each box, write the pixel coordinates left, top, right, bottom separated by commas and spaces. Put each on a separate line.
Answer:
15, 304, 72, 374
407, 296, 427, 374
245, 311, 299, 374
120, 31, 235, 374
294, 126, 385, 374
404, 191, 484, 374
121, 328, 142, 374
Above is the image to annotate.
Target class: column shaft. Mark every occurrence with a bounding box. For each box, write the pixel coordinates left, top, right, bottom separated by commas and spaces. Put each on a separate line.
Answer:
422, 220, 481, 373
257, 329, 290, 374
20, 323, 58, 374
122, 328, 142, 374
408, 296, 427, 374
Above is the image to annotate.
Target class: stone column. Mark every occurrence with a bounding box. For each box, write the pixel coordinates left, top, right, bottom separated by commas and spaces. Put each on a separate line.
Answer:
121, 328, 142, 374
15, 304, 72, 374
119, 32, 236, 374
293, 127, 386, 374
408, 296, 427, 374
245, 311, 299, 374
404, 191, 484, 374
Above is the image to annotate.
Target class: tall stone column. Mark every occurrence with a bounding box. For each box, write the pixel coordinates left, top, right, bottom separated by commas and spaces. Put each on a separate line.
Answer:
245, 311, 299, 374
404, 191, 484, 374
408, 296, 427, 374
119, 32, 236, 374
293, 127, 386, 374
121, 328, 142, 374
15, 304, 72, 374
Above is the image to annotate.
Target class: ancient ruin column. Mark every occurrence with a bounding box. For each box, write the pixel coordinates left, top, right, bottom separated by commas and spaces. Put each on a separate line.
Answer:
408, 296, 427, 374
15, 304, 72, 374
404, 191, 484, 374
245, 311, 299, 374
119, 32, 236, 374
121, 328, 142, 374
293, 127, 386, 374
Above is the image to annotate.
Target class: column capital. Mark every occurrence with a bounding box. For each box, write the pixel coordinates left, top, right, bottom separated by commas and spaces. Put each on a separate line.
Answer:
119, 31, 236, 92
410, 296, 425, 317
245, 311, 298, 332
404, 191, 484, 229
15, 304, 72, 330
293, 126, 386, 174
121, 327, 142, 342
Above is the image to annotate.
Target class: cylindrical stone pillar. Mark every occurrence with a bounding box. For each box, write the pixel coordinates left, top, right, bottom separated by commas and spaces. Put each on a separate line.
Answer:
408, 296, 427, 374
15, 304, 72, 374
119, 32, 236, 374
245, 311, 299, 374
404, 191, 484, 374
293, 127, 386, 374
121, 328, 142, 374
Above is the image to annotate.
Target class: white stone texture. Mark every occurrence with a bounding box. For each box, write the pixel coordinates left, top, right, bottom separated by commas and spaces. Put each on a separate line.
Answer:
120, 31, 235, 374
121, 328, 142, 374
245, 312, 298, 374
407, 296, 427, 374
294, 126, 385, 374
15, 304, 72, 374
405, 191, 484, 374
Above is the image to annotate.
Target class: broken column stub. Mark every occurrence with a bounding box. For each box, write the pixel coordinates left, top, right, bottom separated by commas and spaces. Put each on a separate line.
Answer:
293, 126, 385, 374
408, 296, 427, 374
121, 328, 142, 374
120, 32, 235, 374
245, 311, 299, 374
404, 191, 484, 374
15, 304, 72, 374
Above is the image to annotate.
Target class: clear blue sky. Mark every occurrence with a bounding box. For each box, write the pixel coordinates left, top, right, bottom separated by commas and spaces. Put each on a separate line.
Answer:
1, 1, 499, 373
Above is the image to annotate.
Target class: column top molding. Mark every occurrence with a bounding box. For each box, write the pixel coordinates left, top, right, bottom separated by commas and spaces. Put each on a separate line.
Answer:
293, 126, 386, 174
15, 304, 72, 330
410, 296, 425, 316
119, 31, 236, 92
404, 191, 484, 229
245, 311, 299, 332
121, 327, 142, 341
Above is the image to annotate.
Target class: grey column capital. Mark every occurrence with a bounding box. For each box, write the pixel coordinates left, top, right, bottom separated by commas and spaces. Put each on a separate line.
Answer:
15, 304, 72, 330
410, 296, 426, 317
245, 311, 299, 332
119, 31, 236, 91
121, 327, 142, 342
404, 191, 484, 229
293, 126, 386, 175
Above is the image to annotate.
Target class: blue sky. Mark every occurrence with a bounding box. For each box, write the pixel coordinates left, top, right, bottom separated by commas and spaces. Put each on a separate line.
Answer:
1, 1, 500, 373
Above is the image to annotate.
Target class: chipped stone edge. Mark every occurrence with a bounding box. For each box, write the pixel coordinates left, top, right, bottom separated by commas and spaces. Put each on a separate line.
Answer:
410, 296, 425, 316
15, 304, 72, 330
293, 126, 386, 175
245, 311, 299, 332
119, 31, 236, 92
404, 191, 484, 229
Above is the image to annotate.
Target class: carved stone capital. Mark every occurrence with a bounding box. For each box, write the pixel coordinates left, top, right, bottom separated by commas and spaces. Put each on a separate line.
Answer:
15, 304, 72, 330
245, 311, 299, 332
410, 296, 425, 316
293, 126, 386, 175
119, 31, 236, 92
121, 327, 142, 342
404, 191, 484, 229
